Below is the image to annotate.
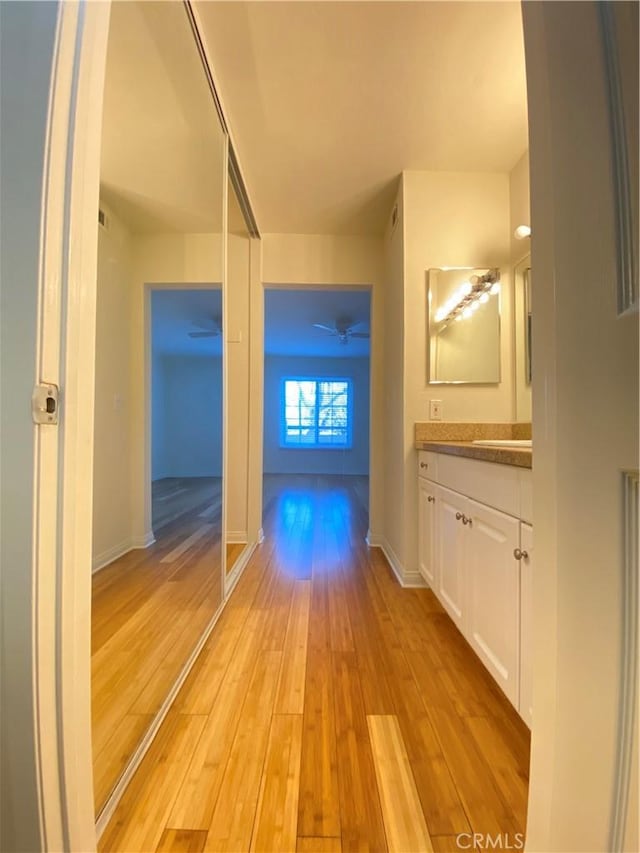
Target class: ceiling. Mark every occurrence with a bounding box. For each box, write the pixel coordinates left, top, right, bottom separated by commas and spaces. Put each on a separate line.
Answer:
265, 289, 371, 358
195, 1, 528, 235
101, 1, 225, 234
152, 289, 223, 357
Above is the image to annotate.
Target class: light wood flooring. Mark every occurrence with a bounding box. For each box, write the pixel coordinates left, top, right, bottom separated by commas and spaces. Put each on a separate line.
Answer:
99, 474, 530, 852
92, 478, 224, 816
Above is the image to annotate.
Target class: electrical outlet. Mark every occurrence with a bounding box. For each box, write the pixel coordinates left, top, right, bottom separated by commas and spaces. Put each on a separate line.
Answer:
430, 399, 443, 420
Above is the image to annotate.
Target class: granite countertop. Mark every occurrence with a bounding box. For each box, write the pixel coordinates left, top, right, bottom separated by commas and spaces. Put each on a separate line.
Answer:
416, 439, 532, 469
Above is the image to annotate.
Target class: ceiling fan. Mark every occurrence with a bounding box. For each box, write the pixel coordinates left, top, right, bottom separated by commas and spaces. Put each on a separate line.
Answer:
188, 316, 222, 338
312, 319, 370, 345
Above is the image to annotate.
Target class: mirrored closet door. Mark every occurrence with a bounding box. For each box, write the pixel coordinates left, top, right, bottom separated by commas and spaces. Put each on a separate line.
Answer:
91, 0, 226, 819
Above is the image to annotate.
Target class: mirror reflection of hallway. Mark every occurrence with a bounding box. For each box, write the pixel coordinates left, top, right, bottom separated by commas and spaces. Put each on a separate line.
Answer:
90, 0, 226, 820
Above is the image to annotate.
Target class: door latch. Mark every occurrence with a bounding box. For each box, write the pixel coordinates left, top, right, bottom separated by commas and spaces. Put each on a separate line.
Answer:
32, 383, 59, 425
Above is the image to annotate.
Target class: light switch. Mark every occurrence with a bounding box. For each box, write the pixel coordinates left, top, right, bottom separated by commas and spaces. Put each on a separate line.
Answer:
430, 399, 442, 420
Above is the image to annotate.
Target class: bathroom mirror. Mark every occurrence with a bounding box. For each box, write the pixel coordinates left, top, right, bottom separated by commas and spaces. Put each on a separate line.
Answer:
427, 267, 501, 384
92, 0, 226, 819
514, 255, 532, 421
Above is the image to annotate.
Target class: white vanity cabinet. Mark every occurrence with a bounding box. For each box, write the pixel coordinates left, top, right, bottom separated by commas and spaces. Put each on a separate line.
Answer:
418, 477, 437, 586
434, 484, 468, 631
417, 449, 533, 723
466, 498, 520, 707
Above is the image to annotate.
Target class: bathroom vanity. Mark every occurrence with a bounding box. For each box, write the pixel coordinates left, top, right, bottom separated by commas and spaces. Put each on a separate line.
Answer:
416, 438, 533, 727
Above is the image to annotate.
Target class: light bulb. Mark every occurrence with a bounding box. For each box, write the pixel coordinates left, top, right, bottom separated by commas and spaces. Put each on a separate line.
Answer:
462, 307, 472, 319
479, 292, 489, 304
470, 301, 480, 313
514, 224, 531, 240
490, 282, 501, 295
461, 281, 472, 296
455, 315, 463, 322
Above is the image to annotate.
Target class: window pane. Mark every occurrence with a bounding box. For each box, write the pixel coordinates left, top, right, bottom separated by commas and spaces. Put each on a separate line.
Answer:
283, 378, 350, 448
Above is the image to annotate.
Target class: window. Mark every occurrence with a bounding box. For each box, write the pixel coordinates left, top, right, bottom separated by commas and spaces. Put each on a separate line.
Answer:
282, 378, 352, 448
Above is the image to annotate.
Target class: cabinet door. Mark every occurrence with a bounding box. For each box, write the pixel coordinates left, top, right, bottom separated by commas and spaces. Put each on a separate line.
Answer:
435, 485, 468, 631
466, 498, 520, 707
418, 478, 436, 586
519, 523, 533, 727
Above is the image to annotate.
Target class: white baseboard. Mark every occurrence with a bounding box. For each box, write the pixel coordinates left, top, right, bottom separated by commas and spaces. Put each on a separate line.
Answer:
366, 533, 426, 589
133, 530, 156, 549
92, 532, 155, 573
226, 530, 248, 544
258, 527, 265, 544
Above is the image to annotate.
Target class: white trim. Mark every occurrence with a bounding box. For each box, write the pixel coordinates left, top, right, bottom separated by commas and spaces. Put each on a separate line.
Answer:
366, 534, 427, 589
223, 541, 257, 599
91, 534, 155, 574
598, 2, 638, 314
95, 599, 226, 840
30, 1, 110, 850
258, 527, 265, 544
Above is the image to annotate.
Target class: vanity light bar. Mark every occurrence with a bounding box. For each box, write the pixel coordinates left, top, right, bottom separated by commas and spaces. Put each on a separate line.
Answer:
434, 269, 500, 327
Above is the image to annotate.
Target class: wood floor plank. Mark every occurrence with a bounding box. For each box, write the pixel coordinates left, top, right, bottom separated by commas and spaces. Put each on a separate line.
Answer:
93, 713, 153, 812
156, 829, 208, 852
367, 715, 433, 853
407, 652, 522, 838
99, 475, 529, 851
332, 650, 388, 852
463, 715, 529, 829
161, 524, 214, 564
430, 837, 467, 852
250, 714, 303, 852
275, 581, 311, 714
297, 647, 342, 838
167, 609, 268, 830
297, 838, 343, 852
98, 713, 206, 853
204, 650, 283, 851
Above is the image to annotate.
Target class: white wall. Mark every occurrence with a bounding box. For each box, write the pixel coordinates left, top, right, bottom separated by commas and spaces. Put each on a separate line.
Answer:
386, 170, 512, 578
263, 356, 370, 475
92, 205, 134, 566
261, 233, 384, 536
381, 183, 406, 571
154, 354, 223, 478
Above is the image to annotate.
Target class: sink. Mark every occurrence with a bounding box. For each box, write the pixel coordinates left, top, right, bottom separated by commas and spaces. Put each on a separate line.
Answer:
472, 439, 532, 448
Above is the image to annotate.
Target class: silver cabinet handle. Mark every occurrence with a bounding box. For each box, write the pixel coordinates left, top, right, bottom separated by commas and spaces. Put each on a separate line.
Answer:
455, 512, 463, 520
420, 462, 428, 469
427, 495, 435, 503
514, 548, 529, 561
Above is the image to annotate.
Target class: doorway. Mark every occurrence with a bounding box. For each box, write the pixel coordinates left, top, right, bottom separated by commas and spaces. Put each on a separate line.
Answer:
262, 288, 372, 554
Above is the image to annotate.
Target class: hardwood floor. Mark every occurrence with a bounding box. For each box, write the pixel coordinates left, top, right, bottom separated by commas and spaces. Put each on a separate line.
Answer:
92, 478, 223, 816
99, 474, 530, 852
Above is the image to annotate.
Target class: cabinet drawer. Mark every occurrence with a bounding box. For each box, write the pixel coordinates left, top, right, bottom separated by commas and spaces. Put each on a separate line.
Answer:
435, 453, 520, 517
417, 450, 438, 480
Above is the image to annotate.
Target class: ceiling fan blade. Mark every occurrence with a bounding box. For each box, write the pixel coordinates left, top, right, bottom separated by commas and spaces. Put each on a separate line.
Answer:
349, 332, 370, 339
345, 321, 366, 332
188, 331, 218, 338
312, 323, 336, 333
192, 316, 222, 332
